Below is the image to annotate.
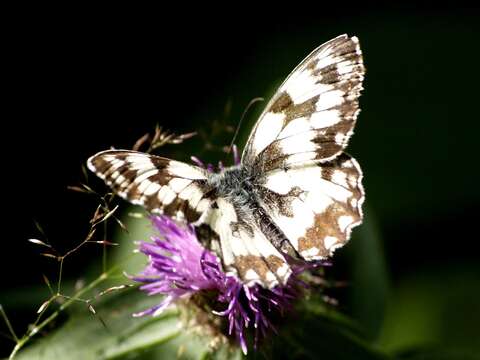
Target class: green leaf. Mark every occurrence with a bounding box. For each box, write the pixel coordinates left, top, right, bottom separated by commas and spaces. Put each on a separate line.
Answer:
131, 331, 243, 360
13, 288, 233, 360
12, 287, 394, 359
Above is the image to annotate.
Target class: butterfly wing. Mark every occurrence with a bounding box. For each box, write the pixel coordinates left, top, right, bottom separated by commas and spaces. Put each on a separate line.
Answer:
88, 150, 291, 288
258, 153, 364, 260
205, 198, 292, 287
87, 150, 212, 223
242, 34, 364, 168
243, 34, 365, 260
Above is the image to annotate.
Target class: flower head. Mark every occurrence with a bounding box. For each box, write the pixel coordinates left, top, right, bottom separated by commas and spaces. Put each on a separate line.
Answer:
132, 215, 321, 354
131, 216, 220, 317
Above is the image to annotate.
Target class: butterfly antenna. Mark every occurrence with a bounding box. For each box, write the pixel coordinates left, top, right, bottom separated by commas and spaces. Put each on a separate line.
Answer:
227, 97, 264, 155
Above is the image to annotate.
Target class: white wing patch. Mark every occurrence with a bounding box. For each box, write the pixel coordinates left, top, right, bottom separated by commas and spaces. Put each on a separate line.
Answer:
252, 112, 286, 157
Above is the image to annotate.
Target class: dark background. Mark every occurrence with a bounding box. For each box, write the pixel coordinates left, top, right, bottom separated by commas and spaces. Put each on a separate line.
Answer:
2, 5, 479, 358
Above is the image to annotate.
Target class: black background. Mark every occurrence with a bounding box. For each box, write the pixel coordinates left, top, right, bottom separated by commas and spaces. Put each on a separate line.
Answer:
2, 4, 480, 357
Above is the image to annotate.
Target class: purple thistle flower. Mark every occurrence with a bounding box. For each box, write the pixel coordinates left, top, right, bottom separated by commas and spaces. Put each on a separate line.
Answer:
131, 216, 221, 317
132, 215, 319, 354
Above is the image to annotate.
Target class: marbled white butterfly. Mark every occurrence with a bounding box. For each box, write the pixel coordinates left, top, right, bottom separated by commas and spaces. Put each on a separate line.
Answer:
88, 34, 365, 288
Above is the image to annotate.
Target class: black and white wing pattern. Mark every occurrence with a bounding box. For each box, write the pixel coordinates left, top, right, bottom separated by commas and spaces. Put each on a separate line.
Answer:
87, 150, 212, 223
256, 153, 364, 261
243, 34, 364, 169
203, 198, 292, 287
87, 34, 365, 289
88, 150, 293, 288
244, 34, 365, 261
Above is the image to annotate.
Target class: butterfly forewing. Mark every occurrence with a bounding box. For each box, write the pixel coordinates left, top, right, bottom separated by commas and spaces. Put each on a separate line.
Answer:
87, 150, 212, 223
242, 34, 364, 168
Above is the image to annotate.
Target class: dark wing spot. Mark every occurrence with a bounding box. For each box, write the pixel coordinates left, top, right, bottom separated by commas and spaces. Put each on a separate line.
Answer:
270, 92, 293, 113
283, 96, 319, 125
91, 157, 110, 174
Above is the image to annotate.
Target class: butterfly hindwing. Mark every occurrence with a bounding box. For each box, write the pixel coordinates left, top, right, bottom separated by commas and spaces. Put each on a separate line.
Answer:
87, 150, 212, 223
205, 198, 292, 287
258, 153, 364, 260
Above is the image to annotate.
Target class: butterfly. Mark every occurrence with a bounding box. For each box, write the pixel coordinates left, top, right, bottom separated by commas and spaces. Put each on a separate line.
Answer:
88, 34, 365, 288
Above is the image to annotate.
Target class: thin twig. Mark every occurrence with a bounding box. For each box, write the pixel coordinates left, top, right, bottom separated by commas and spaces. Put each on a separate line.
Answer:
0, 305, 18, 342
57, 259, 64, 294
103, 220, 108, 273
